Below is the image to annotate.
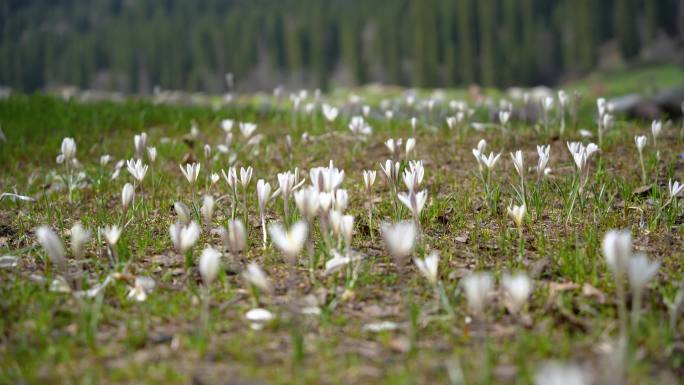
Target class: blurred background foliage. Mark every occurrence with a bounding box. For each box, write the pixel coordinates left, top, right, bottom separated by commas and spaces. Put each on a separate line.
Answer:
0, 0, 682, 93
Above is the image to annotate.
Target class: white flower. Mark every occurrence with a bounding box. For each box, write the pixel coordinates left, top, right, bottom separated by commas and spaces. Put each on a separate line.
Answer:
566, 142, 599, 172
222, 167, 238, 192
277, 171, 296, 200
200, 195, 215, 225
59, 137, 77, 163
398, 190, 427, 218
381, 221, 417, 260
322, 104, 339, 122
405, 138, 416, 158
101, 225, 121, 247
239, 122, 257, 138
179, 162, 201, 185
669, 179, 684, 199
480, 152, 501, 171
133, 132, 148, 158
634, 135, 647, 154
348, 116, 372, 135
294, 186, 320, 220
558, 90, 568, 106
122, 183, 134, 212
462, 272, 494, 316
332, 189, 349, 212
510, 150, 524, 178
410, 117, 417, 131
402, 160, 424, 191
446, 116, 457, 129
256, 179, 272, 212
380, 159, 400, 184
501, 272, 533, 313
36, 226, 66, 271
221, 119, 234, 133
199, 247, 221, 286
222, 220, 247, 254
325, 250, 363, 275
507, 204, 526, 228
363, 170, 376, 191
126, 158, 148, 182
127, 276, 155, 302
601, 230, 632, 276
534, 361, 587, 385
245, 308, 274, 330
413, 251, 439, 285
243, 263, 272, 293
542, 96, 554, 112
240, 166, 253, 188
329, 212, 354, 247
146, 147, 157, 163
99, 154, 112, 166
309, 161, 345, 192
203, 144, 212, 160
210, 172, 220, 186
169, 221, 201, 253
385, 110, 394, 120
362, 105, 371, 116
70, 223, 91, 259
499, 110, 511, 125
385, 138, 399, 155
174, 201, 192, 224
318, 192, 333, 212
651, 120, 662, 141
627, 254, 659, 293
597, 97, 607, 117
536, 145, 550, 178
269, 221, 308, 262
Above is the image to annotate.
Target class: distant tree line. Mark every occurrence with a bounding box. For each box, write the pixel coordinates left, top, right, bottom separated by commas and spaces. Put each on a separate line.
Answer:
0, 0, 682, 92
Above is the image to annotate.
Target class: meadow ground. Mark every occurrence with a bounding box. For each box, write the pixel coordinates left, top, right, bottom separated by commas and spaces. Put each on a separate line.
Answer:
1, 68, 684, 384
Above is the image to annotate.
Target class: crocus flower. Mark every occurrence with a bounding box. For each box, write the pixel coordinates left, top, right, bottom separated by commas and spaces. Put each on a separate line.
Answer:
126, 159, 148, 183
269, 221, 308, 264
199, 246, 221, 286
70, 223, 91, 259
536, 145, 551, 179
239, 122, 257, 138
627, 254, 659, 293
462, 272, 494, 316
651, 120, 662, 143
534, 361, 587, 385
414, 251, 439, 285
36, 226, 66, 271
634, 135, 647, 154
57, 137, 77, 164
669, 179, 684, 199
243, 263, 272, 293
322, 104, 338, 122
381, 221, 417, 263
174, 201, 192, 224
222, 219, 247, 255
510, 150, 525, 179
133, 132, 147, 159
601, 230, 632, 276
200, 195, 215, 226
398, 190, 427, 219
180, 162, 201, 185
507, 204, 526, 229
501, 272, 533, 314
122, 183, 134, 212
146, 147, 157, 164
363, 170, 376, 192
169, 221, 201, 254
101, 225, 121, 247
294, 186, 320, 220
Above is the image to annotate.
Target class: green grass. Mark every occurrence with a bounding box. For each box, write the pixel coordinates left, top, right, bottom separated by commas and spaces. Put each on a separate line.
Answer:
1, 80, 684, 385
